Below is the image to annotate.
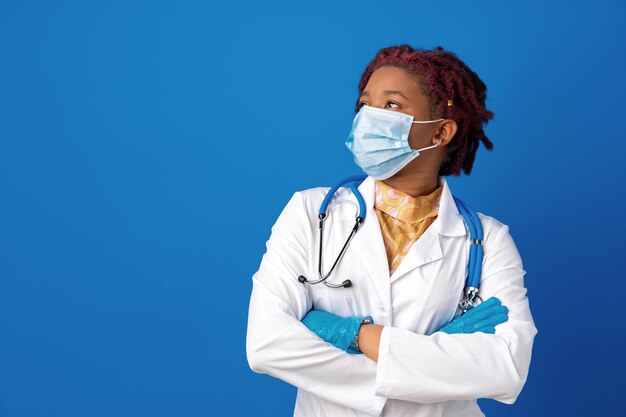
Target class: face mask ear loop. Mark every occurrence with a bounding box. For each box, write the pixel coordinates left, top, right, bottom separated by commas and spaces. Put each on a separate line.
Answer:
411, 118, 445, 152
414, 136, 444, 152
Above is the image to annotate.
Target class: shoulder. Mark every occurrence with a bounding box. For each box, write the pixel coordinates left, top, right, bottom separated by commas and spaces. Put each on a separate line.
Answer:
476, 212, 508, 236
474, 210, 516, 246
472, 211, 523, 271
296, 185, 333, 210
275, 185, 328, 220
278, 183, 355, 222
270, 184, 343, 244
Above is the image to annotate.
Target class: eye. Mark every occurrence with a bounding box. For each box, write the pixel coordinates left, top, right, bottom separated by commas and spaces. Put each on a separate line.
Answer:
357, 101, 399, 109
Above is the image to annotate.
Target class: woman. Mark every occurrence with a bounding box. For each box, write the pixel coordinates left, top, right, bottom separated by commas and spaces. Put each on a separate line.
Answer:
246, 44, 538, 417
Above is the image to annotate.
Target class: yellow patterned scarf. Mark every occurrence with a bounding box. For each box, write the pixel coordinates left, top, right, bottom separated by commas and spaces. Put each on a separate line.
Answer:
374, 179, 443, 276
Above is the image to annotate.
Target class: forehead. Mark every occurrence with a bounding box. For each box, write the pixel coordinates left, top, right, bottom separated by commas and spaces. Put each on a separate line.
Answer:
365, 66, 423, 95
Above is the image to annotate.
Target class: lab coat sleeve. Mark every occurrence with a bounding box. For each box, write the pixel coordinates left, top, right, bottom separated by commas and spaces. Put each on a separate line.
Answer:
374, 222, 539, 405
246, 191, 387, 416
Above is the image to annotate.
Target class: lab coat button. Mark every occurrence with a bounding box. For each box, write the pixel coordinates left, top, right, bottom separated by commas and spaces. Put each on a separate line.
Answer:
379, 305, 386, 312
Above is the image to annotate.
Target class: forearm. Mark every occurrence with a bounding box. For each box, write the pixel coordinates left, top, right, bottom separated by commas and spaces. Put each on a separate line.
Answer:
373, 321, 537, 404
247, 279, 387, 415
358, 323, 384, 362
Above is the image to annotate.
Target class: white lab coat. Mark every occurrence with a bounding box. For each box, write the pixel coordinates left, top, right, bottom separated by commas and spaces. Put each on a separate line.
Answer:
246, 175, 538, 417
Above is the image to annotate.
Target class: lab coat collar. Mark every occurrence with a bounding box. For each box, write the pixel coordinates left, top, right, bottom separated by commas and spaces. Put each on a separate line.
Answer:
357, 175, 467, 237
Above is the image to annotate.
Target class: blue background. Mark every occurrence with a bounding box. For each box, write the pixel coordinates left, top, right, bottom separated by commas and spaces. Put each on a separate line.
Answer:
1, 1, 625, 416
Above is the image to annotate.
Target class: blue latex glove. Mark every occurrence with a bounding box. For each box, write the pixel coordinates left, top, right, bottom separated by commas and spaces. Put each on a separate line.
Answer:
438, 296, 509, 334
301, 309, 373, 354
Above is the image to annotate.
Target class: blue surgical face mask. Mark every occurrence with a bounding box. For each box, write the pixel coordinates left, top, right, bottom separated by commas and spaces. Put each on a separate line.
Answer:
345, 104, 444, 180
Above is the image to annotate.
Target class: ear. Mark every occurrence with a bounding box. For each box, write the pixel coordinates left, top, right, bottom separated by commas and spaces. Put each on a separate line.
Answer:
434, 119, 458, 146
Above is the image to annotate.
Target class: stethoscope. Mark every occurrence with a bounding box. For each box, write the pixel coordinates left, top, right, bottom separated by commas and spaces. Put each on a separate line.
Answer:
297, 175, 485, 314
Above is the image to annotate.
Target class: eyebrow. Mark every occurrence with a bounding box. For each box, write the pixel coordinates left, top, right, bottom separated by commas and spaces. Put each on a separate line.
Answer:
360, 90, 409, 100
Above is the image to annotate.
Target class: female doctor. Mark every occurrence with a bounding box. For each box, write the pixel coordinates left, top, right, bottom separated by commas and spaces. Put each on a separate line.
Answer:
246, 44, 538, 417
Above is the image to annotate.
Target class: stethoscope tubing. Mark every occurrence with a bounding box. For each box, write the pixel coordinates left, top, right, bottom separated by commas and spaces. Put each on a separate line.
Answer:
319, 175, 367, 219
453, 196, 484, 290
298, 175, 484, 313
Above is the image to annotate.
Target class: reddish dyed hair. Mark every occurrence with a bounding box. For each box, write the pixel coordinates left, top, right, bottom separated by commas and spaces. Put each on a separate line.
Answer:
355, 44, 494, 176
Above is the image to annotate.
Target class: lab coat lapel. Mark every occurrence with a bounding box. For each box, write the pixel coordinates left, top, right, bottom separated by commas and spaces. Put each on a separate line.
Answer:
389, 220, 442, 284
347, 176, 392, 307
388, 176, 468, 284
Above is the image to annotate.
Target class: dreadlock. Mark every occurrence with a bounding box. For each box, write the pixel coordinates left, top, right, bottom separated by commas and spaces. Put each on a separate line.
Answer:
355, 44, 494, 176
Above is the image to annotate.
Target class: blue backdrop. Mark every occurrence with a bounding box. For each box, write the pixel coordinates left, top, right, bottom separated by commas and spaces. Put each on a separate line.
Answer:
1, 1, 625, 416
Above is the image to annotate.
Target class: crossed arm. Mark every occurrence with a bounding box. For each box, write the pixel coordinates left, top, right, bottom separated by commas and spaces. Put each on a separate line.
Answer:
246, 192, 538, 411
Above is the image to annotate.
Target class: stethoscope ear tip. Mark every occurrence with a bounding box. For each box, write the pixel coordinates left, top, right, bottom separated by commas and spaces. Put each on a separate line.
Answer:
342, 280, 352, 288
298, 275, 307, 284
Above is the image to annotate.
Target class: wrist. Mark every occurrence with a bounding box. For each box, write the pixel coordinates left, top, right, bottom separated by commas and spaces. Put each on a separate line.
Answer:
349, 316, 373, 353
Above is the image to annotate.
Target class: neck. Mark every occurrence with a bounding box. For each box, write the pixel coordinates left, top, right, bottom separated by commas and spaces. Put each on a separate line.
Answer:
381, 172, 440, 198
